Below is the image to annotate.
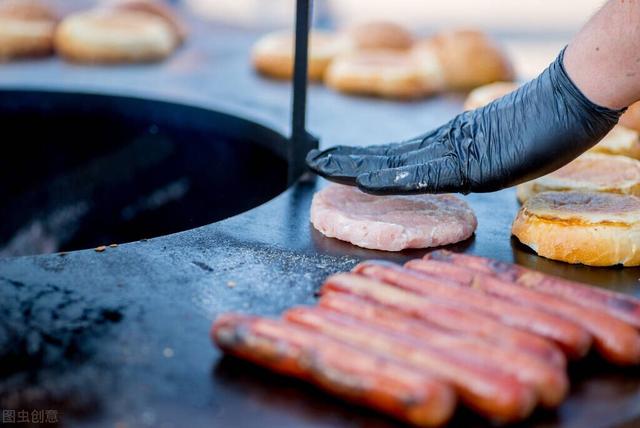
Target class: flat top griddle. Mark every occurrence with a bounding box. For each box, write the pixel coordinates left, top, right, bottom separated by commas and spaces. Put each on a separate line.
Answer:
0, 8, 639, 428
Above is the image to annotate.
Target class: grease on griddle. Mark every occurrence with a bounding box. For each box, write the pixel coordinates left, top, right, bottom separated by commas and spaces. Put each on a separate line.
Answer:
0, 278, 124, 416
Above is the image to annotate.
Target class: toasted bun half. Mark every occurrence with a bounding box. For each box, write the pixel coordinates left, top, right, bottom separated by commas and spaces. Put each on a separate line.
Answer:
325, 50, 432, 99
512, 191, 640, 266
516, 153, 640, 203
0, 0, 58, 60
414, 29, 514, 91
620, 100, 640, 132
589, 125, 640, 159
104, 0, 187, 44
343, 21, 414, 51
251, 30, 349, 81
463, 81, 519, 110
55, 9, 177, 63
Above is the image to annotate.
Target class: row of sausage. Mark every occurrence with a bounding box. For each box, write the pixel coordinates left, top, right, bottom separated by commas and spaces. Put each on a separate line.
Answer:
212, 251, 640, 426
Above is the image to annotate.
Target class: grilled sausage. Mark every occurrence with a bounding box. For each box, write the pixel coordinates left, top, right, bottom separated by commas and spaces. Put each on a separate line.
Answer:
427, 250, 640, 330
318, 292, 569, 407
321, 273, 566, 368
212, 313, 456, 427
284, 307, 537, 422
406, 258, 640, 366
354, 261, 591, 359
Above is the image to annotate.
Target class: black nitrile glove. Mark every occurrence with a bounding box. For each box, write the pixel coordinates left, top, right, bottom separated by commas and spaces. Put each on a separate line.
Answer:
306, 48, 624, 194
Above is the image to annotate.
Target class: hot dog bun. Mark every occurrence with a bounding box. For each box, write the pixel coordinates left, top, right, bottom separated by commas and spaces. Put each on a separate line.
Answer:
414, 29, 514, 91
55, 9, 178, 63
251, 30, 350, 81
0, 0, 58, 60
516, 153, 640, 203
512, 191, 640, 266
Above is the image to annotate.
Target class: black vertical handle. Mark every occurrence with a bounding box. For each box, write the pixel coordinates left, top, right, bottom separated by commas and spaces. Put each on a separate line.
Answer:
289, 0, 319, 184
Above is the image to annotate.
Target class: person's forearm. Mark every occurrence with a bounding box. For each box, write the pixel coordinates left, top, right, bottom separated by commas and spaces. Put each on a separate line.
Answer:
564, 0, 640, 109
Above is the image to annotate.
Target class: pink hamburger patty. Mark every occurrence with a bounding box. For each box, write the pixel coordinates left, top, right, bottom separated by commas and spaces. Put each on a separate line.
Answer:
310, 184, 477, 251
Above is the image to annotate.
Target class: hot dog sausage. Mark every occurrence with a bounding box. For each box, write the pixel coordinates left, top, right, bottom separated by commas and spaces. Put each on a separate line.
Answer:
318, 292, 569, 407
212, 313, 456, 427
355, 261, 591, 359
284, 307, 536, 422
321, 273, 566, 368
406, 258, 640, 365
427, 250, 640, 330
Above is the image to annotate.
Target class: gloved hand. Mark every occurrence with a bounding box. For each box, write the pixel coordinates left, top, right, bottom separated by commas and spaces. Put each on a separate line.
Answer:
306, 48, 624, 195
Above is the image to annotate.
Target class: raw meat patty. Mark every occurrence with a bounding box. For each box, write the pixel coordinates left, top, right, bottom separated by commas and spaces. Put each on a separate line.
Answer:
310, 184, 477, 251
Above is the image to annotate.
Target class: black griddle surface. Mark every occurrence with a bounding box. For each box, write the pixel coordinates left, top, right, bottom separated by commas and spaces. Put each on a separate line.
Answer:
0, 20, 639, 428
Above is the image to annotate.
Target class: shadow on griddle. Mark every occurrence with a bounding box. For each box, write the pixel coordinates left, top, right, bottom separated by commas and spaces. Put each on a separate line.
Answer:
511, 237, 640, 296
212, 347, 640, 428
212, 356, 401, 427
309, 225, 475, 265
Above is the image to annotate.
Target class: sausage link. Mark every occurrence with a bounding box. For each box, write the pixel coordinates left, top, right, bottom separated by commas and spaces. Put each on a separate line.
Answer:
284, 307, 536, 422
355, 261, 590, 359
212, 313, 456, 427
427, 250, 640, 330
321, 273, 566, 368
406, 258, 640, 366
318, 292, 569, 408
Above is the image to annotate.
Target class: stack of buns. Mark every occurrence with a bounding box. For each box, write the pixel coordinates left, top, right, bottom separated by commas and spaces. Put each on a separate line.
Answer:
513, 169, 640, 266
0, 0, 186, 64
252, 22, 514, 99
463, 83, 640, 266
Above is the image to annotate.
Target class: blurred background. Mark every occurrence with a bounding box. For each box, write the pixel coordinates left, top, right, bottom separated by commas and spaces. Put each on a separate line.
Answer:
185, 0, 604, 78
41, 0, 605, 80
185, 0, 601, 32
